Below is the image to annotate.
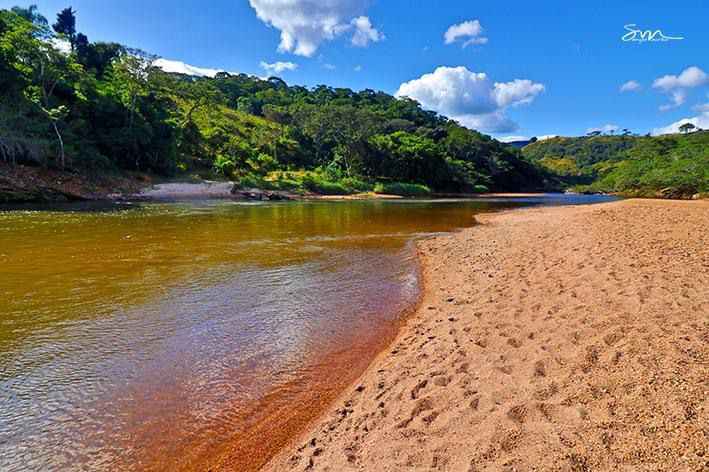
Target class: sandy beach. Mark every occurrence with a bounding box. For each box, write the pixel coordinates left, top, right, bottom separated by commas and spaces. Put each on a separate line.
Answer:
263, 199, 708, 471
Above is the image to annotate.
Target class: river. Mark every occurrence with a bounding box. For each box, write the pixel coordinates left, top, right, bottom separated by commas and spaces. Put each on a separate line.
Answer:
0, 195, 614, 471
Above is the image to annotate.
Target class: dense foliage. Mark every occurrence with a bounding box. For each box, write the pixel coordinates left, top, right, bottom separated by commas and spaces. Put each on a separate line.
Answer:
523, 133, 709, 197
0, 6, 554, 195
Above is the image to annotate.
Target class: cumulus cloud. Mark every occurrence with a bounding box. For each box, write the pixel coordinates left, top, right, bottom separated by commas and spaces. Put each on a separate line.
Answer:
459, 112, 518, 133
653, 66, 708, 111
659, 90, 687, 111
153, 58, 223, 77
586, 124, 620, 134
620, 80, 641, 93
653, 66, 708, 91
248, 0, 382, 57
652, 111, 709, 135
260, 61, 298, 74
493, 80, 545, 107
395, 66, 544, 133
444, 20, 488, 47
499, 135, 530, 143
351, 16, 384, 47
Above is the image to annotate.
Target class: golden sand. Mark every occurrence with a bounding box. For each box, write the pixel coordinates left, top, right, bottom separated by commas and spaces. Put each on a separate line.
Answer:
263, 199, 708, 471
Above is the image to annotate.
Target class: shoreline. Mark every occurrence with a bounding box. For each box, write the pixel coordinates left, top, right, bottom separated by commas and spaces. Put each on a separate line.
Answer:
262, 199, 708, 471
198, 247, 427, 472
0, 163, 605, 205
3, 164, 704, 205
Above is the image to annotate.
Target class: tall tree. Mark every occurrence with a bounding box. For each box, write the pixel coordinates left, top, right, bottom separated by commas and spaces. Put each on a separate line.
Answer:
52, 7, 76, 50
11, 4, 47, 27
25, 41, 82, 168
10, 4, 50, 38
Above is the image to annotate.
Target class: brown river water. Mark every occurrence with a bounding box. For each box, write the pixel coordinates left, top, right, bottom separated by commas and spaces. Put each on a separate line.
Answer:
0, 195, 615, 471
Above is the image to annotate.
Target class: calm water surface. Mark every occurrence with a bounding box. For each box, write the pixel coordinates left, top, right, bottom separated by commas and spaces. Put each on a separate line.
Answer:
0, 195, 614, 471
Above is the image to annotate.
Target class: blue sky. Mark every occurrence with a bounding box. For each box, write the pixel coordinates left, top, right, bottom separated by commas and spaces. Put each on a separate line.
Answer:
5, 0, 708, 139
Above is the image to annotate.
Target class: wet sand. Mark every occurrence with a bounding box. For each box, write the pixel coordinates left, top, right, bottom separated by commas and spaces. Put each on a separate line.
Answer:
263, 199, 708, 471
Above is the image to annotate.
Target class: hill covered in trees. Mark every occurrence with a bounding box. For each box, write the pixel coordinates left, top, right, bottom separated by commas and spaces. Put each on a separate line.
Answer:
0, 6, 557, 201
522, 132, 708, 198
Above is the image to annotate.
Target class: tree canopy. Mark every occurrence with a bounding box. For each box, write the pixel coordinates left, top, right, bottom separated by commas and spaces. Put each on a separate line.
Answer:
1, 5, 560, 194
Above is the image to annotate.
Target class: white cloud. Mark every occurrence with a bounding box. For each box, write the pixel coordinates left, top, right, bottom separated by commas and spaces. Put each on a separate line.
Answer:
620, 80, 641, 93
537, 134, 558, 141
586, 124, 620, 134
395, 66, 544, 133
51, 37, 72, 55
444, 20, 488, 47
652, 111, 709, 135
460, 112, 518, 133
323, 63, 337, 70
248, 0, 382, 57
659, 90, 687, 111
351, 16, 384, 47
653, 66, 708, 111
499, 135, 530, 143
260, 61, 298, 74
354, 65, 363, 72
653, 66, 708, 91
494, 79, 545, 107
153, 58, 223, 77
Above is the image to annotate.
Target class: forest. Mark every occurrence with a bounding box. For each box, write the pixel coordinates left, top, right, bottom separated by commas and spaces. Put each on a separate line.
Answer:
0, 6, 553, 198
523, 132, 708, 198
2, 6, 706, 201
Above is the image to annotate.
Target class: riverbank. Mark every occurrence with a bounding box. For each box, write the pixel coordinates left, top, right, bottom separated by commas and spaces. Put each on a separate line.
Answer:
0, 163, 149, 203
262, 199, 708, 471
3, 164, 704, 204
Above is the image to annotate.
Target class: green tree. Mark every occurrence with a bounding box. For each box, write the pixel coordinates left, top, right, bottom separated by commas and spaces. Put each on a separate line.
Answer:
52, 7, 76, 50
24, 41, 82, 168
679, 123, 696, 134
10, 4, 48, 34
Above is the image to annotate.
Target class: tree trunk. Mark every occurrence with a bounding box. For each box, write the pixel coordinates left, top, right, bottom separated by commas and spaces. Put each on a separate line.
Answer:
52, 121, 65, 168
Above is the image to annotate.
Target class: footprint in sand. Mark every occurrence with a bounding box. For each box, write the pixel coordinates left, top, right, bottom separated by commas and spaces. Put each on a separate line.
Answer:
397, 397, 434, 428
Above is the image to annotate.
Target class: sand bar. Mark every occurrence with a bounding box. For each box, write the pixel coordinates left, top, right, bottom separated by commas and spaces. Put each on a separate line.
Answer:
263, 199, 708, 471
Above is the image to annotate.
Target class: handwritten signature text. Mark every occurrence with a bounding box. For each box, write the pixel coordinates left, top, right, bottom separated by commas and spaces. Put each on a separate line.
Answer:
622, 24, 684, 43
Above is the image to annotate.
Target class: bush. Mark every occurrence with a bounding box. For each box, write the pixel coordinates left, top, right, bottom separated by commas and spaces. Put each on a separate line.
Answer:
213, 154, 236, 177
340, 176, 372, 193
472, 184, 489, 193
302, 173, 350, 195
374, 181, 431, 196
236, 173, 267, 189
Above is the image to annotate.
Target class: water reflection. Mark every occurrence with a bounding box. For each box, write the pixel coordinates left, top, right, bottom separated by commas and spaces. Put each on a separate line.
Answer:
0, 195, 616, 471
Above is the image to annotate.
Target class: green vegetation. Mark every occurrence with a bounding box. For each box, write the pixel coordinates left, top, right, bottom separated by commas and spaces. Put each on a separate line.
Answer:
374, 182, 431, 197
0, 5, 554, 199
523, 132, 709, 198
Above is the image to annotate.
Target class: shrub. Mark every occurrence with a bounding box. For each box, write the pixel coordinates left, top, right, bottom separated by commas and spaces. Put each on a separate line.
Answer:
302, 174, 350, 195
374, 181, 431, 196
236, 173, 266, 189
340, 177, 372, 193
472, 184, 489, 193
213, 154, 236, 178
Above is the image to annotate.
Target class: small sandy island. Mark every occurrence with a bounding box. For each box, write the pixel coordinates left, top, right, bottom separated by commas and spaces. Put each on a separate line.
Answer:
263, 199, 708, 472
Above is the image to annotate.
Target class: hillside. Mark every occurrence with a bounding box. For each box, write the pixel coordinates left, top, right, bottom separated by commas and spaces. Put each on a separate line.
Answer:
0, 7, 554, 201
523, 132, 709, 198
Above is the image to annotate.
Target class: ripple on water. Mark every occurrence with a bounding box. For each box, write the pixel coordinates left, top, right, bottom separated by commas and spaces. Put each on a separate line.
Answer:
0, 196, 617, 471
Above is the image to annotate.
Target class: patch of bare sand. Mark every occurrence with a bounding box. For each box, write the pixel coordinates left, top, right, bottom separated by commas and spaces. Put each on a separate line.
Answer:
264, 199, 709, 472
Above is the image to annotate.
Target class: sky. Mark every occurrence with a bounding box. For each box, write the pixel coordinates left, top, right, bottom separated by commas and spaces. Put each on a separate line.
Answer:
5, 0, 708, 140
